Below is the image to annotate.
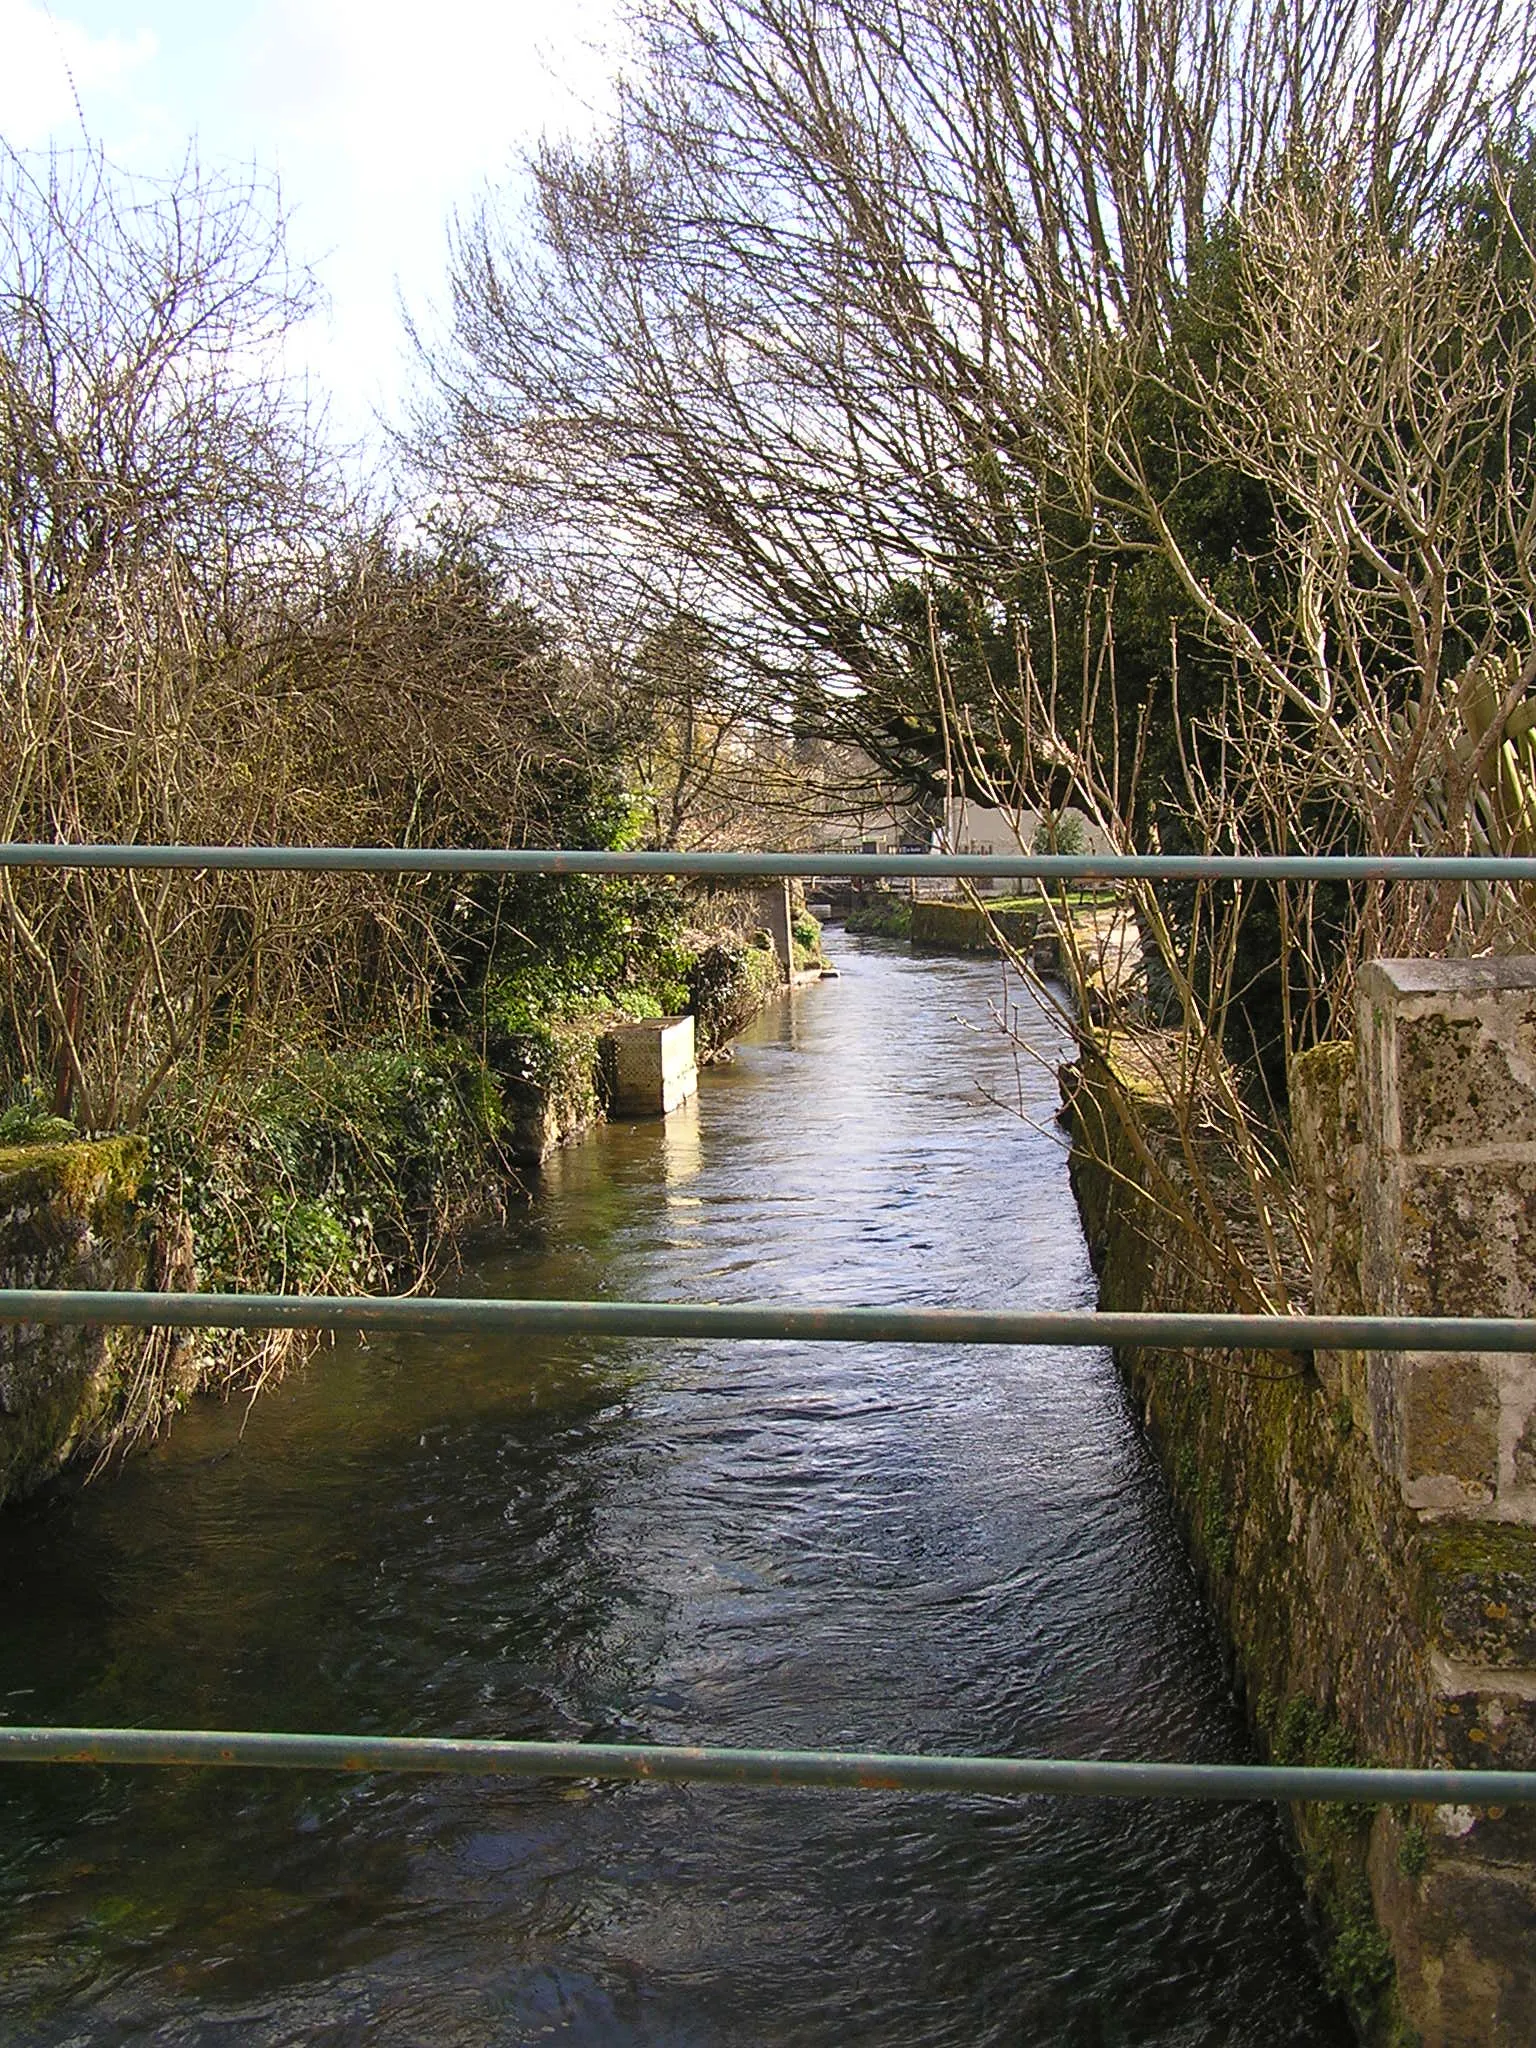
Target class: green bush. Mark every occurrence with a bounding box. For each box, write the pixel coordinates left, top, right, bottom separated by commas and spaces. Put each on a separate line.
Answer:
1396, 1818, 1429, 1880
911, 900, 1037, 951
845, 896, 913, 938
460, 870, 691, 1022
147, 1038, 511, 1296
0, 1079, 77, 1147
1031, 809, 1091, 857
1325, 1912, 1395, 2009
687, 936, 780, 1055
254, 1190, 358, 1290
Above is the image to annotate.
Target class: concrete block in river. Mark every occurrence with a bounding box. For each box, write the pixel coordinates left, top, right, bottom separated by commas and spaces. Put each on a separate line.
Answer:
757, 881, 795, 975
604, 1015, 699, 1117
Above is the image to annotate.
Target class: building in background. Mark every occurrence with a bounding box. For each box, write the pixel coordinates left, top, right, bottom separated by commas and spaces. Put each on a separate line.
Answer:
935, 801, 1113, 896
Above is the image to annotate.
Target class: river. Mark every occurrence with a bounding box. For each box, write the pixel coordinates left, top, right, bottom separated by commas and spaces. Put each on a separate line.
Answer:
0, 936, 1350, 2045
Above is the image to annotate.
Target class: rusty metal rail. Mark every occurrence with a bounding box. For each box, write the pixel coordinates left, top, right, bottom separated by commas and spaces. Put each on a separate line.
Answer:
2, 1726, 1533, 1805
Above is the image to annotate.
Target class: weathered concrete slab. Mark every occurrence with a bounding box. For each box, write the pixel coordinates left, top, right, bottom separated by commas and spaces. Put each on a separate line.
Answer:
757, 881, 794, 978
604, 1015, 698, 1118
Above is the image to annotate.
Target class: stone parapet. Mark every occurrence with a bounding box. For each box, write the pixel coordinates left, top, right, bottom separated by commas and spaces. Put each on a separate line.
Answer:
1356, 959, 1536, 1521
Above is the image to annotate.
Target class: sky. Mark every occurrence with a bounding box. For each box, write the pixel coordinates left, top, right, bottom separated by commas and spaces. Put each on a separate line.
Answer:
0, 0, 624, 464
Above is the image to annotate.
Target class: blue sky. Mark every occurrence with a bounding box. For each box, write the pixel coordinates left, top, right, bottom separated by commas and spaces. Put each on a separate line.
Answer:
0, 0, 622, 462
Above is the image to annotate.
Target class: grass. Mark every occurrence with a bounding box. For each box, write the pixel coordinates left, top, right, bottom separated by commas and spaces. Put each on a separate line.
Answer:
980, 889, 1120, 913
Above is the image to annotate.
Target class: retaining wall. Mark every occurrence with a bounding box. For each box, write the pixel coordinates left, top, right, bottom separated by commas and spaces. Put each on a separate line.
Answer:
1064, 959, 1536, 2046
910, 899, 1037, 952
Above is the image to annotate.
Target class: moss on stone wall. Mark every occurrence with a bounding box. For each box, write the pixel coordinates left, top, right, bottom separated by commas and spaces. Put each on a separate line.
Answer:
487, 1004, 611, 1162
844, 895, 913, 939
0, 1136, 154, 1502
1064, 1054, 1439, 2044
0, 906, 787, 1508
686, 933, 783, 1060
911, 900, 1038, 952
0, 1135, 147, 1218
484, 916, 785, 1152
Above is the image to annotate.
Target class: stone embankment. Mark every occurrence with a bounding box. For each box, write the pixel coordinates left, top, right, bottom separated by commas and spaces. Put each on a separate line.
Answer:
911, 899, 1040, 954
1064, 958, 1536, 2047
855, 893, 1143, 1014
0, 1139, 155, 1502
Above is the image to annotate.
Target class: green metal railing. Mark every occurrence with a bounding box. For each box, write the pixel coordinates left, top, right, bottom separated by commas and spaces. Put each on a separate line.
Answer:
4, 841, 1536, 881
3, 1288, 1536, 1357
1, 841, 1533, 1809
2, 1726, 1534, 1804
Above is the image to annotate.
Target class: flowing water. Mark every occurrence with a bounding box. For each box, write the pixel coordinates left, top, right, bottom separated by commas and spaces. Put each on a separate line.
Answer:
0, 937, 1350, 2046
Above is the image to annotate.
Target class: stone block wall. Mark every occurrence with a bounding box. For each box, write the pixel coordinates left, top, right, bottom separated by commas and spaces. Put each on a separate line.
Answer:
1066, 961, 1536, 2046
1355, 959, 1536, 1520
1296, 962, 1536, 2042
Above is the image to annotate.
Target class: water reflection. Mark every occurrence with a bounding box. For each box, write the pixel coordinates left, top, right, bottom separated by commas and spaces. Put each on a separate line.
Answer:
0, 937, 1349, 2045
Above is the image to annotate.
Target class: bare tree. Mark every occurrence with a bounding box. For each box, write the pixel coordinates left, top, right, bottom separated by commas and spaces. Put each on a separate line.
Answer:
0, 149, 629, 1131
418, 0, 1530, 744
410, 0, 1536, 1307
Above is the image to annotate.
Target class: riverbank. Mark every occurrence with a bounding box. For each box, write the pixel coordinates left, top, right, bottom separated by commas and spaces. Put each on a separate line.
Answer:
844, 893, 1136, 1004
1062, 1050, 1403, 2039
847, 893, 1070, 949
0, 904, 809, 1509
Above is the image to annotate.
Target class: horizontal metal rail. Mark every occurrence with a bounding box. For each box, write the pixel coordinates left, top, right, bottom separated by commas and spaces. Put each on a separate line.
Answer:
0, 1290, 1533, 1352
3, 843, 1536, 882
4, 840, 1528, 1836
0, 1726, 1529, 1804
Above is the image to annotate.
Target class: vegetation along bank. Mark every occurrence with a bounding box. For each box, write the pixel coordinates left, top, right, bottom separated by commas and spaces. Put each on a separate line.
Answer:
0, 879, 816, 1510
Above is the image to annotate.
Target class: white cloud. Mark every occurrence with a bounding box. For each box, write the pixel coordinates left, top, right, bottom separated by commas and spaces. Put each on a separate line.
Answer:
242, 0, 618, 161
0, 1, 155, 147
225, 0, 624, 451
0, 0, 625, 460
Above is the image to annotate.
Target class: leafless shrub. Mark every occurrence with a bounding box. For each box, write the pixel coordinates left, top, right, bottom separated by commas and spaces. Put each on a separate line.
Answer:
0, 150, 604, 1131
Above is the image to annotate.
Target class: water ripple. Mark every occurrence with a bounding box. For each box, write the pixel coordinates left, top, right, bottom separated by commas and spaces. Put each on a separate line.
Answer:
0, 937, 1348, 2045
